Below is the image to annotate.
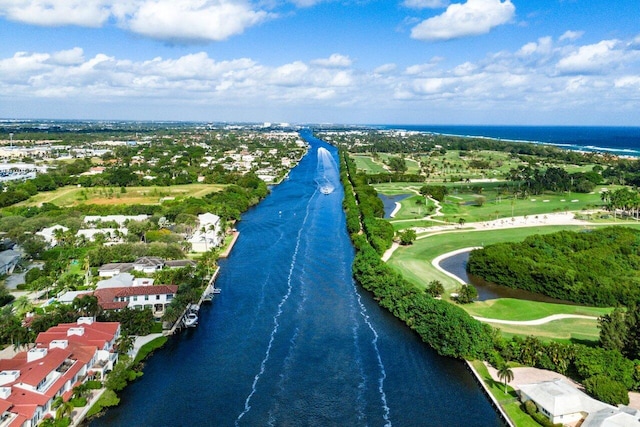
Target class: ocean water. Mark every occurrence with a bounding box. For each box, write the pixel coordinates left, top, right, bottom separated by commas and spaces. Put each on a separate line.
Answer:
378, 125, 640, 158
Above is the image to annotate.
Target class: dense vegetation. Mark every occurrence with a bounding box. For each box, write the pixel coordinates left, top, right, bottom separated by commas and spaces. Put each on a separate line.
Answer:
467, 227, 640, 306
341, 150, 494, 360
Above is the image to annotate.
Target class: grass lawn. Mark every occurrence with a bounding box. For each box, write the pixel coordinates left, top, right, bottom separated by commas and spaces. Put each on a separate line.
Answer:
352, 155, 388, 174
469, 360, 540, 427
133, 336, 168, 365
386, 224, 628, 342
20, 184, 226, 207
493, 317, 602, 344
390, 219, 444, 231
463, 298, 611, 320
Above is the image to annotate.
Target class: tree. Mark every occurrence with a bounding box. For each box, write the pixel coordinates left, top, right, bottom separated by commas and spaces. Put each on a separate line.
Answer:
599, 307, 627, 352
455, 284, 477, 304
397, 229, 417, 245
115, 334, 135, 356
387, 156, 407, 174
497, 363, 514, 394
425, 280, 444, 298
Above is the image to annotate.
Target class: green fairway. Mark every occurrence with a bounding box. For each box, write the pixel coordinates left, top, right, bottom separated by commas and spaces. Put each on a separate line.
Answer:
385, 224, 635, 342
352, 155, 388, 174
489, 317, 602, 344
463, 298, 610, 321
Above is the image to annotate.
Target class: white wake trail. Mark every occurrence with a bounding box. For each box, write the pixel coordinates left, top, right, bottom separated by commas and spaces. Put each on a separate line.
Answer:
355, 287, 392, 426
236, 197, 314, 426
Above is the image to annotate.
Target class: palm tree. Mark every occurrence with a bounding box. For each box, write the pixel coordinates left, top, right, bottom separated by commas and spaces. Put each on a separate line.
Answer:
497, 363, 514, 394
115, 334, 135, 356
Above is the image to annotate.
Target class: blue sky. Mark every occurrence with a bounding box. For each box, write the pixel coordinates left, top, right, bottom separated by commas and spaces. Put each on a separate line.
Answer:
1, 0, 639, 125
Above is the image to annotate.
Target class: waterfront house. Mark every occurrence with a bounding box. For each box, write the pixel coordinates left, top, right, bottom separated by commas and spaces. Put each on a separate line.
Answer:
0, 318, 120, 426
188, 212, 222, 253
93, 285, 178, 318
518, 379, 611, 425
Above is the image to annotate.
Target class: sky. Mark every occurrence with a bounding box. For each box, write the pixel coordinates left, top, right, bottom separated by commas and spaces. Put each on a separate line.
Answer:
0, 0, 639, 125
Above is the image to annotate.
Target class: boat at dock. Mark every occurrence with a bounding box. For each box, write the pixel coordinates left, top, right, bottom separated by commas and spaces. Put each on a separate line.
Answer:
184, 312, 198, 327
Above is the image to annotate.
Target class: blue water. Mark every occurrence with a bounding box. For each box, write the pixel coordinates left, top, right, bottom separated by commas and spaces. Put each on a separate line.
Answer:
379, 193, 411, 218
91, 131, 502, 426
377, 125, 640, 158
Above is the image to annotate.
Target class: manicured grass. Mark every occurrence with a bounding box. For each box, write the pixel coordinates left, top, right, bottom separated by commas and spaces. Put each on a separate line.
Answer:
133, 336, 168, 365
390, 219, 443, 231
388, 225, 587, 291
494, 317, 602, 344
20, 184, 226, 207
352, 155, 388, 174
469, 360, 540, 427
86, 389, 119, 418
463, 298, 611, 320
386, 225, 626, 342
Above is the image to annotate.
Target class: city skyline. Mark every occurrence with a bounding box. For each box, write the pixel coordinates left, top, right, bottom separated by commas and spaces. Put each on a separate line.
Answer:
1, 0, 639, 125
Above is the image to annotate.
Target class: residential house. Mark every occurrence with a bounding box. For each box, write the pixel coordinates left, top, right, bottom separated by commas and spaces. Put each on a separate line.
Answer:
83, 215, 148, 226
35, 225, 69, 247
518, 379, 612, 425
582, 406, 640, 427
76, 228, 127, 243
132, 257, 164, 274
95, 273, 154, 290
93, 285, 178, 318
164, 260, 197, 269
188, 213, 222, 253
0, 318, 119, 427
98, 262, 133, 278
0, 250, 21, 275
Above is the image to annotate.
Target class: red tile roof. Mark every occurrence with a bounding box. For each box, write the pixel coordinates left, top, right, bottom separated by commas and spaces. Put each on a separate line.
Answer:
93, 285, 178, 310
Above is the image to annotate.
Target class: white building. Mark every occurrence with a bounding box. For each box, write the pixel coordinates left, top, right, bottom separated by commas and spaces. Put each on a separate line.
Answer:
35, 225, 69, 247
83, 215, 148, 226
519, 379, 612, 425
188, 213, 222, 253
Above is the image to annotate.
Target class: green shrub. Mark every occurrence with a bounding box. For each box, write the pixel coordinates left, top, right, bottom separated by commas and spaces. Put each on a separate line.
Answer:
583, 375, 630, 405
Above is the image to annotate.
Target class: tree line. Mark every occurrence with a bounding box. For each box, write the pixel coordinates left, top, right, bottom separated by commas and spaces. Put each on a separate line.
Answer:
341, 150, 495, 360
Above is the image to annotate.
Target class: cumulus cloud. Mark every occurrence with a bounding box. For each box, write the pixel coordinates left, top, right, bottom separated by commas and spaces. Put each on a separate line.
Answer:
0, 0, 112, 27
556, 39, 629, 74
559, 30, 584, 42
311, 54, 352, 68
374, 63, 397, 74
402, 0, 449, 9
123, 0, 271, 42
0, 0, 274, 42
2, 34, 640, 123
411, 0, 515, 41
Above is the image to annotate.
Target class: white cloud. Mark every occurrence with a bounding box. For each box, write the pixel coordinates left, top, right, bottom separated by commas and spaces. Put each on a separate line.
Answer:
374, 63, 397, 74
311, 54, 352, 68
2, 34, 640, 124
0, 0, 274, 42
0, 0, 112, 27
556, 40, 629, 74
559, 30, 584, 42
411, 0, 515, 41
49, 47, 85, 65
124, 0, 272, 42
402, 0, 449, 9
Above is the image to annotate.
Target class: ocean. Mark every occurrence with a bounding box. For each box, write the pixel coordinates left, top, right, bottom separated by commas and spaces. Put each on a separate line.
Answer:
377, 125, 640, 158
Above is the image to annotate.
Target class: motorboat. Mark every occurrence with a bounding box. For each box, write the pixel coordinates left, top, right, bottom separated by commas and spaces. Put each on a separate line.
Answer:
184, 312, 198, 327
320, 186, 332, 195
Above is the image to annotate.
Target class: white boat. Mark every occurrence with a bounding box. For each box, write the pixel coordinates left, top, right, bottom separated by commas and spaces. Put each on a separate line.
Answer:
320, 186, 332, 195
184, 312, 198, 327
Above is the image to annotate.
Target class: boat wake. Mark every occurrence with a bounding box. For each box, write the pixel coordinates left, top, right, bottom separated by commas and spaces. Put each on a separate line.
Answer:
236, 196, 314, 426
315, 147, 339, 195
